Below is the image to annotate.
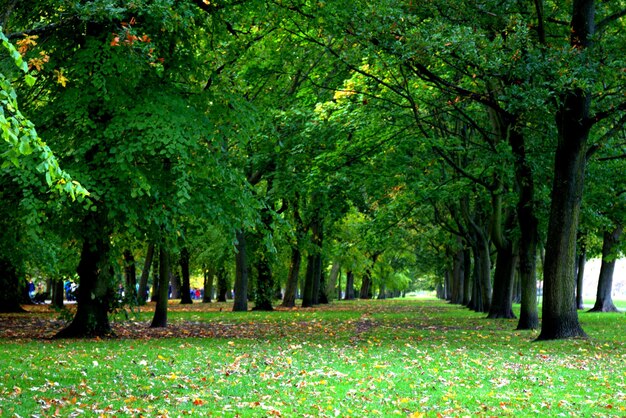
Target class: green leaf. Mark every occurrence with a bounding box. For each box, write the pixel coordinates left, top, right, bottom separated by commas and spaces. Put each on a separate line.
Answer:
25, 74, 36, 87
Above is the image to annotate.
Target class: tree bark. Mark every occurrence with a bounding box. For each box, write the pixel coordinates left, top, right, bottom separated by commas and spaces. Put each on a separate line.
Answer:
150, 251, 159, 302
217, 267, 228, 302
253, 252, 274, 311
138, 243, 154, 305
588, 226, 622, 312
51, 279, 64, 309
281, 245, 302, 308
150, 246, 171, 328
537, 1, 593, 340
55, 227, 113, 338
302, 217, 323, 307
487, 240, 518, 319
232, 230, 248, 311
253, 209, 274, 311
327, 261, 341, 301
450, 247, 465, 304
344, 270, 355, 300
535, 0, 599, 339
179, 247, 193, 304
576, 243, 586, 310
0, 257, 25, 313
203, 266, 215, 303
507, 127, 540, 329
462, 248, 472, 306
124, 250, 137, 305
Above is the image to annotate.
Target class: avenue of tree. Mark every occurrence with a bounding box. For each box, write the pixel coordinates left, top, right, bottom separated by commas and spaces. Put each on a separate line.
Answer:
1, 0, 625, 340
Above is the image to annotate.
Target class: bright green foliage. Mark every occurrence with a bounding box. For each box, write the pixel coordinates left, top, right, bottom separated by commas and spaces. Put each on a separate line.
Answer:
0, 29, 88, 199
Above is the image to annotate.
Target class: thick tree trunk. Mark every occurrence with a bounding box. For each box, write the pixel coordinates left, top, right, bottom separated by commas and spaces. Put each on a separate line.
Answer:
253, 253, 274, 311
232, 230, 249, 311
588, 226, 622, 312
51, 279, 64, 309
302, 218, 323, 307
576, 245, 586, 310
487, 241, 518, 319
56, 230, 113, 338
282, 245, 302, 308
179, 247, 193, 304
344, 270, 355, 300
150, 246, 171, 328
359, 270, 373, 299
0, 257, 25, 313
217, 267, 228, 302
138, 243, 154, 305
302, 254, 316, 307
538, 1, 593, 339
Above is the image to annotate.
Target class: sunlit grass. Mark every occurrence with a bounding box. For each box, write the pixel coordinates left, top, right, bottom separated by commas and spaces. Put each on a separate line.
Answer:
1, 297, 625, 417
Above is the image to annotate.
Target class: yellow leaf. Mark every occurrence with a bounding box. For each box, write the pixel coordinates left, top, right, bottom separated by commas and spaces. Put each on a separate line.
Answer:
54, 69, 68, 87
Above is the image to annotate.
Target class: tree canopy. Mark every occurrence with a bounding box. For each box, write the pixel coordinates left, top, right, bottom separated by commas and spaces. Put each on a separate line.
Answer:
1, 0, 626, 339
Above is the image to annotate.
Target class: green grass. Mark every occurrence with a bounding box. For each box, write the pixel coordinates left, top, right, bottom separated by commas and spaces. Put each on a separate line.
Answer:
1, 298, 625, 417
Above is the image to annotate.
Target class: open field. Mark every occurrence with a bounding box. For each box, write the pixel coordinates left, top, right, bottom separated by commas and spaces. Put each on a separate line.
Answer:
1, 298, 625, 417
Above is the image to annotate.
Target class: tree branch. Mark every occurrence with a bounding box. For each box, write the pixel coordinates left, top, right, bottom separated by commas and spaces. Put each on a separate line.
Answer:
433, 146, 497, 192
597, 8, 626, 32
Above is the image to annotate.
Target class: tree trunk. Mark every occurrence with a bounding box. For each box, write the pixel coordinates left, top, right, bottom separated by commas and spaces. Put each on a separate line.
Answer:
138, 243, 154, 305
55, 229, 113, 338
538, 0, 593, 339
462, 248, 472, 306
377, 282, 386, 299
510, 134, 539, 328
537, 106, 590, 338
217, 267, 228, 302
588, 226, 622, 312
487, 240, 518, 319
0, 257, 25, 313
150, 246, 171, 328
302, 254, 316, 307
253, 253, 274, 311
124, 250, 137, 305
169, 273, 180, 299
344, 270, 355, 300
576, 244, 586, 310
233, 230, 249, 311
451, 247, 465, 304
179, 247, 193, 304
51, 279, 64, 309
359, 270, 373, 299
318, 257, 329, 304
302, 218, 323, 307
150, 251, 159, 302
203, 266, 215, 303
281, 245, 302, 308
326, 261, 341, 301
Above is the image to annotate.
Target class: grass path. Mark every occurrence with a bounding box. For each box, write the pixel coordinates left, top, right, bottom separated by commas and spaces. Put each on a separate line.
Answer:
1, 298, 625, 417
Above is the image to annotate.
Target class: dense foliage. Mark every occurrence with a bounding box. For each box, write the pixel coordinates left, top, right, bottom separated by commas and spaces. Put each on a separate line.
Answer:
1, 0, 625, 339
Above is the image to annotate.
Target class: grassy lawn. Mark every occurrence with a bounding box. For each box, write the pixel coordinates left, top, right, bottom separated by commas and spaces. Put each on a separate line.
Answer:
1, 298, 625, 417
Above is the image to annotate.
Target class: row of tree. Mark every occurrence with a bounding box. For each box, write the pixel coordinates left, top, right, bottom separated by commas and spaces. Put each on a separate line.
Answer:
1, 0, 625, 340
